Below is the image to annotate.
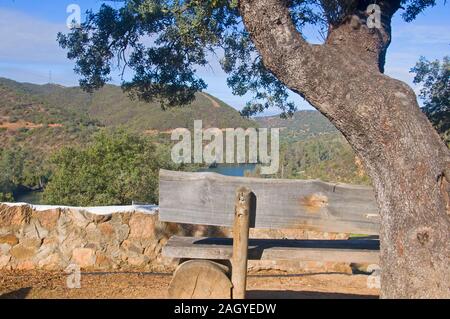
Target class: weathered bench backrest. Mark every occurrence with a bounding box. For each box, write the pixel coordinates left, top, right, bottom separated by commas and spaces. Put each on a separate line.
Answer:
159, 169, 380, 235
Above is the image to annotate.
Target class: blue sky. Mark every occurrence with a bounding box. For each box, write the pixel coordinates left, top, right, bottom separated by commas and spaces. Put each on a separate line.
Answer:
0, 0, 449, 115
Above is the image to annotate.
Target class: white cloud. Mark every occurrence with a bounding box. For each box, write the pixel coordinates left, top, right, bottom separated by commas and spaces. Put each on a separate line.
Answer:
0, 8, 68, 64
384, 23, 449, 98
392, 24, 450, 45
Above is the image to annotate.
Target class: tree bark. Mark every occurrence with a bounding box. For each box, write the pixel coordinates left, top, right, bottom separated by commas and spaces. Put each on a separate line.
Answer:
239, 0, 450, 298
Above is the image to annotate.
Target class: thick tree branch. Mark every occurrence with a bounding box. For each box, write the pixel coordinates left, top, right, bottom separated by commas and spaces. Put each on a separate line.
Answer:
238, 0, 321, 97
325, 0, 401, 72
238, 0, 385, 107
238, 0, 403, 97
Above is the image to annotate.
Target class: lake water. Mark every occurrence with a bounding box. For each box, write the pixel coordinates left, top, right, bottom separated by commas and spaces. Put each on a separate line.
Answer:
198, 164, 257, 176
14, 190, 43, 204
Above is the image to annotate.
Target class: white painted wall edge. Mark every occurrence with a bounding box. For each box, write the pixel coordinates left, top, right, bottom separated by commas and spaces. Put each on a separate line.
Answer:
0, 202, 159, 215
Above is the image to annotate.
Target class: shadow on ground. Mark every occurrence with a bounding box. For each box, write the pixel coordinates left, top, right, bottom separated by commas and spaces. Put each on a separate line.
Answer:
0, 287, 378, 299
0, 287, 32, 299
247, 290, 378, 299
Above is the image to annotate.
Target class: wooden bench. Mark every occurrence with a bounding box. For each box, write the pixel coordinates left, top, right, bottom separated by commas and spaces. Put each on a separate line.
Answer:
159, 169, 380, 299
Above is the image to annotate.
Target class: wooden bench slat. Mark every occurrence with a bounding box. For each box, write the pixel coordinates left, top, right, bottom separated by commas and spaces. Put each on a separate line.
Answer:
162, 236, 380, 264
159, 169, 380, 235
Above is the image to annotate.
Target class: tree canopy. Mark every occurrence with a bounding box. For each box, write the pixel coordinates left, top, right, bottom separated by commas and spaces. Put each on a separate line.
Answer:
411, 56, 450, 144
58, 0, 439, 117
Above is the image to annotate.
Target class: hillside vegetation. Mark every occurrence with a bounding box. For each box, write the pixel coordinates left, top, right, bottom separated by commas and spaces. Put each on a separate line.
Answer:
254, 110, 370, 184
255, 110, 338, 142
278, 134, 370, 185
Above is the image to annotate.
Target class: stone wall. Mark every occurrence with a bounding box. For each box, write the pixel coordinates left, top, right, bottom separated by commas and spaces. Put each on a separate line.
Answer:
0, 204, 177, 271
0, 204, 352, 273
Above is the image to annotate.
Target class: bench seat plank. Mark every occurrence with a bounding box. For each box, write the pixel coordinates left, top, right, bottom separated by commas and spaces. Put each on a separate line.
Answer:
163, 236, 380, 264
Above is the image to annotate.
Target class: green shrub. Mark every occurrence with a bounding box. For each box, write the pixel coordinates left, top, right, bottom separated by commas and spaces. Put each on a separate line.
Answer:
43, 129, 178, 206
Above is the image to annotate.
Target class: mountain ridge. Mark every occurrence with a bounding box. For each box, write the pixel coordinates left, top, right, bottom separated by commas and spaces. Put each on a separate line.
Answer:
0, 77, 256, 132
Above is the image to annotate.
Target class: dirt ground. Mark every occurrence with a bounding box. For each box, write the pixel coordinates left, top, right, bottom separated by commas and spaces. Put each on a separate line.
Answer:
0, 270, 379, 299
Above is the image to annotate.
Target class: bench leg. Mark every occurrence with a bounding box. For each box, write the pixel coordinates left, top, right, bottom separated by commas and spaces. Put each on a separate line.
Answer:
168, 260, 232, 299
231, 187, 252, 299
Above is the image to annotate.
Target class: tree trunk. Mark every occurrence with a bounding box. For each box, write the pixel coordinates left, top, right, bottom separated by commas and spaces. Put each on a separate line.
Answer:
339, 77, 450, 298
239, 0, 450, 298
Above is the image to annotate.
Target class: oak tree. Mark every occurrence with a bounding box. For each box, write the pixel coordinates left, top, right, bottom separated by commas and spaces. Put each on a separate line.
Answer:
58, 0, 450, 298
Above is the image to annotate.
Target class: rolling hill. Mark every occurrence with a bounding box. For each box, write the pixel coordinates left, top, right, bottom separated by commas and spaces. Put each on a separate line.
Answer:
0, 76, 259, 161
0, 77, 256, 132
254, 110, 338, 142
1, 77, 343, 141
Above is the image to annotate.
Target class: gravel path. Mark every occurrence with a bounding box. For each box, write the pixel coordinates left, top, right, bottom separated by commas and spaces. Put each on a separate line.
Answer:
0, 270, 379, 299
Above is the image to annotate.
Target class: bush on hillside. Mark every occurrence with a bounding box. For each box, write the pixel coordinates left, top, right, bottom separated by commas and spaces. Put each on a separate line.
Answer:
43, 129, 178, 206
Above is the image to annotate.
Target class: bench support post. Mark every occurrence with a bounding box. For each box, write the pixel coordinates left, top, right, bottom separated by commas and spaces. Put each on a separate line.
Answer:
231, 187, 251, 299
